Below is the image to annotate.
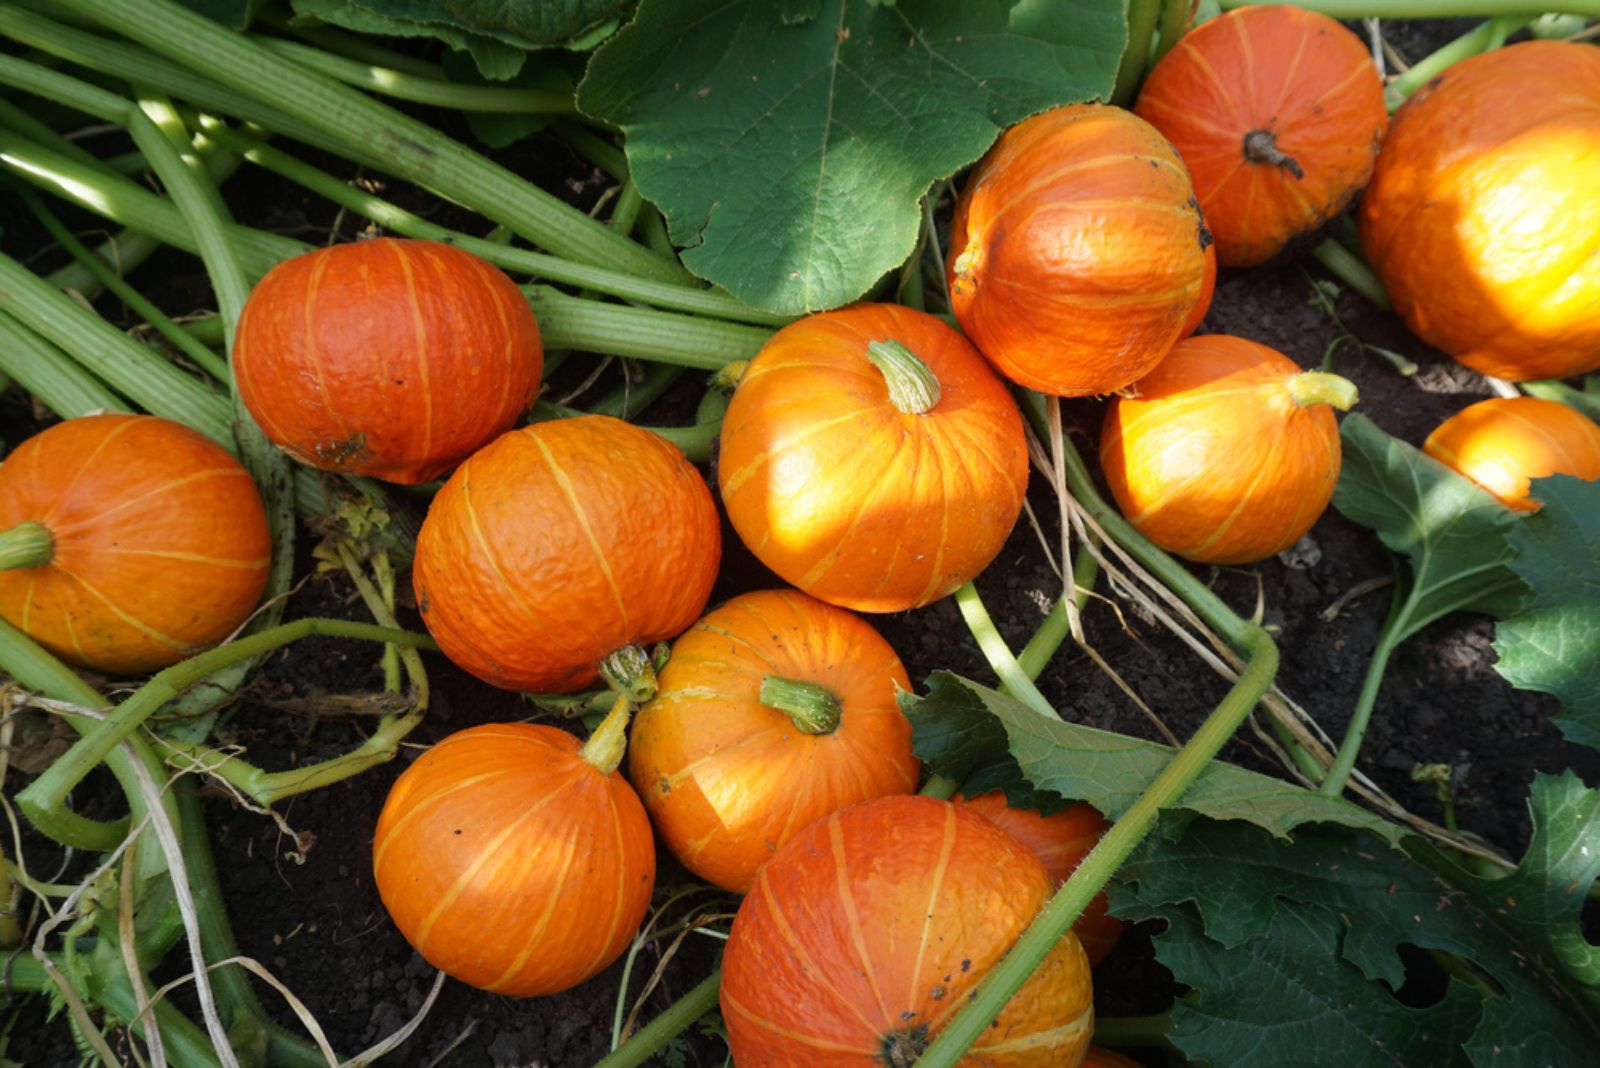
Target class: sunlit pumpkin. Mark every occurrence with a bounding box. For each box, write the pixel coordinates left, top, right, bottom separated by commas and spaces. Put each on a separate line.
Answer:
1422, 397, 1600, 512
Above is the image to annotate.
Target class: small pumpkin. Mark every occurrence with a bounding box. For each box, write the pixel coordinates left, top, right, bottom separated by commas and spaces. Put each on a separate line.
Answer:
722, 795, 1094, 1066
1359, 41, 1600, 381
955, 791, 1124, 966
235, 237, 542, 483
1100, 334, 1357, 565
948, 103, 1208, 397
414, 415, 720, 692
629, 589, 919, 893
1135, 6, 1387, 267
719, 303, 1027, 613
1422, 397, 1600, 512
0, 414, 270, 674
372, 721, 654, 997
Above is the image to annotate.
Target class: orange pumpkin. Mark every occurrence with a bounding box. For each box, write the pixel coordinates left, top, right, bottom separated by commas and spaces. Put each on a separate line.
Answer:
1083, 1048, 1144, 1068
948, 103, 1208, 397
0, 414, 270, 674
722, 795, 1094, 1066
1135, 6, 1387, 267
235, 237, 542, 483
628, 589, 919, 893
372, 722, 654, 997
1359, 41, 1600, 381
1100, 334, 1356, 565
1422, 397, 1600, 512
955, 792, 1124, 966
413, 415, 720, 692
718, 304, 1027, 613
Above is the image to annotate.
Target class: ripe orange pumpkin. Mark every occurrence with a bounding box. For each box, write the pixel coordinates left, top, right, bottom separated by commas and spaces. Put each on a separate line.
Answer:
1135, 6, 1386, 268
628, 589, 919, 893
955, 792, 1124, 966
235, 237, 542, 483
722, 795, 1094, 1066
1100, 334, 1356, 565
948, 103, 1208, 397
719, 303, 1027, 613
372, 722, 654, 997
0, 414, 270, 674
413, 415, 720, 692
1359, 41, 1600, 382
1422, 397, 1600, 512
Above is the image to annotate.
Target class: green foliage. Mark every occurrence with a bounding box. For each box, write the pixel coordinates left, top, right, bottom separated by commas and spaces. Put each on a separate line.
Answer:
1494, 476, 1600, 750
902, 671, 1402, 842
1113, 772, 1600, 1066
578, 0, 1126, 314
180, 0, 252, 28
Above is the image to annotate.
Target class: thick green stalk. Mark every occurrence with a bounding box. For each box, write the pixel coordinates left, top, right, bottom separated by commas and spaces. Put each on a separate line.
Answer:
1016, 553, 1099, 681
953, 582, 1059, 720
917, 630, 1279, 1065
593, 363, 683, 419
1220, 0, 1597, 14
1112, 0, 1165, 105
0, 310, 128, 419
55, 0, 689, 282
0, 93, 110, 174
593, 971, 722, 1068
1151, 0, 1194, 65
1386, 18, 1533, 105
1321, 589, 1407, 796
526, 286, 771, 369
559, 121, 628, 181
532, 400, 722, 462
1522, 379, 1600, 421
0, 520, 52, 570
760, 676, 843, 735
1312, 240, 1390, 310
609, 181, 645, 238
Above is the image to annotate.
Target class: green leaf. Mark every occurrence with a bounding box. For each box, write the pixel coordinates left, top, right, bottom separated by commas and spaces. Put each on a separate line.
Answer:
903, 671, 1403, 843
1332, 413, 1525, 639
1493, 475, 1600, 750
180, 0, 252, 28
1114, 772, 1600, 1066
578, 0, 1126, 314
439, 50, 576, 148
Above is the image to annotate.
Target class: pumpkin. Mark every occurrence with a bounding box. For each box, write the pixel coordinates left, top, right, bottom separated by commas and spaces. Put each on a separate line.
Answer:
628, 589, 919, 893
1083, 1048, 1144, 1068
372, 721, 654, 997
1135, 6, 1387, 267
413, 415, 720, 692
718, 303, 1027, 613
1180, 241, 1217, 339
722, 795, 1094, 1066
947, 103, 1208, 397
0, 414, 270, 674
1100, 334, 1356, 565
955, 792, 1124, 966
235, 237, 542, 483
1422, 397, 1600, 512
1359, 41, 1600, 382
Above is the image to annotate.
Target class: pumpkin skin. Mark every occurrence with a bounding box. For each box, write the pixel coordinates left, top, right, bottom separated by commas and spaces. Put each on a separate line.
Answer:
1082, 1049, 1144, 1068
948, 103, 1208, 397
722, 795, 1094, 1066
0, 414, 270, 674
235, 237, 542, 483
1422, 398, 1600, 513
1179, 241, 1217, 339
413, 415, 720, 692
1359, 41, 1600, 382
1100, 335, 1351, 565
629, 589, 919, 894
372, 722, 654, 997
1135, 6, 1386, 268
955, 792, 1124, 966
719, 304, 1027, 613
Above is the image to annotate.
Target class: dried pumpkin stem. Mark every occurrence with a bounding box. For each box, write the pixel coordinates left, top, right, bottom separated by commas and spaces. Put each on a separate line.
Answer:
1287, 371, 1360, 411
759, 676, 843, 735
599, 644, 660, 706
0, 520, 53, 571
866, 340, 942, 415
1243, 129, 1304, 178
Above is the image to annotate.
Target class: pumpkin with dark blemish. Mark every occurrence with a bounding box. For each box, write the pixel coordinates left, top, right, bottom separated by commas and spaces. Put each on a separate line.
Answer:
1134, 5, 1386, 268
413, 415, 720, 692
721, 795, 1094, 1066
235, 237, 542, 484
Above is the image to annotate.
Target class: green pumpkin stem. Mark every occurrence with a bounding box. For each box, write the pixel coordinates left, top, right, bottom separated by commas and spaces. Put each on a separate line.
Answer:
1287, 371, 1359, 412
579, 690, 633, 775
599, 643, 659, 705
759, 675, 843, 735
0, 521, 54, 571
866, 340, 942, 415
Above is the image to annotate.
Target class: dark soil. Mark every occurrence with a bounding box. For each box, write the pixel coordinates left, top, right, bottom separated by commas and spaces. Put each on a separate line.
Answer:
5, 15, 1599, 1068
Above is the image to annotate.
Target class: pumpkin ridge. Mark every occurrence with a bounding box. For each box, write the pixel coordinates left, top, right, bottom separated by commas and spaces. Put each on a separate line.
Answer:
575, 782, 634, 981
942, 419, 1024, 513
87, 546, 269, 571
19, 573, 37, 637
828, 813, 897, 1029
388, 240, 437, 474
464, 249, 520, 424
720, 987, 867, 1055
1180, 40, 1252, 130
972, 1010, 1094, 1054
906, 803, 960, 1022
864, 429, 925, 599
694, 621, 785, 674
54, 468, 253, 536
1180, 446, 1278, 557
1286, 56, 1379, 136
1261, 8, 1313, 123
720, 408, 864, 499
372, 768, 520, 869
300, 251, 354, 453
753, 860, 886, 1036
51, 563, 195, 655
482, 803, 588, 990
1134, 94, 1236, 140
456, 460, 545, 636
993, 268, 1198, 310
59, 603, 91, 669
527, 431, 632, 637
662, 726, 787, 791
43, 415, 141, 527
975, 151, 1188, 232
908, 431, 956, 608
798, 428, 913, 590
1500, 406, 1591, 473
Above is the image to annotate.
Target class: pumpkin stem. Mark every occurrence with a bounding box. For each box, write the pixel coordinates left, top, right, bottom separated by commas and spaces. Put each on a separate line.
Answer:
579, 690, 633, 775
0, 521, 54, 571
711, 359, 749, 393
879, 1025, 929, 1067
1243, 129, 1304, 180
1286, 371, 1360, 412
866, 340, 942, 415
759, 675, 842, 735
599, 643, 659, 705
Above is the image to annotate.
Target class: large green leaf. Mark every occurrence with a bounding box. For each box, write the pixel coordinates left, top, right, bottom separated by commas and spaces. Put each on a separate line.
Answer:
1332, 413, 1525, 640
578, 0, 1126, 314
1113, 772, 1600, 1066
1494, 475, 1600, 748
903, 671, 1402, 843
